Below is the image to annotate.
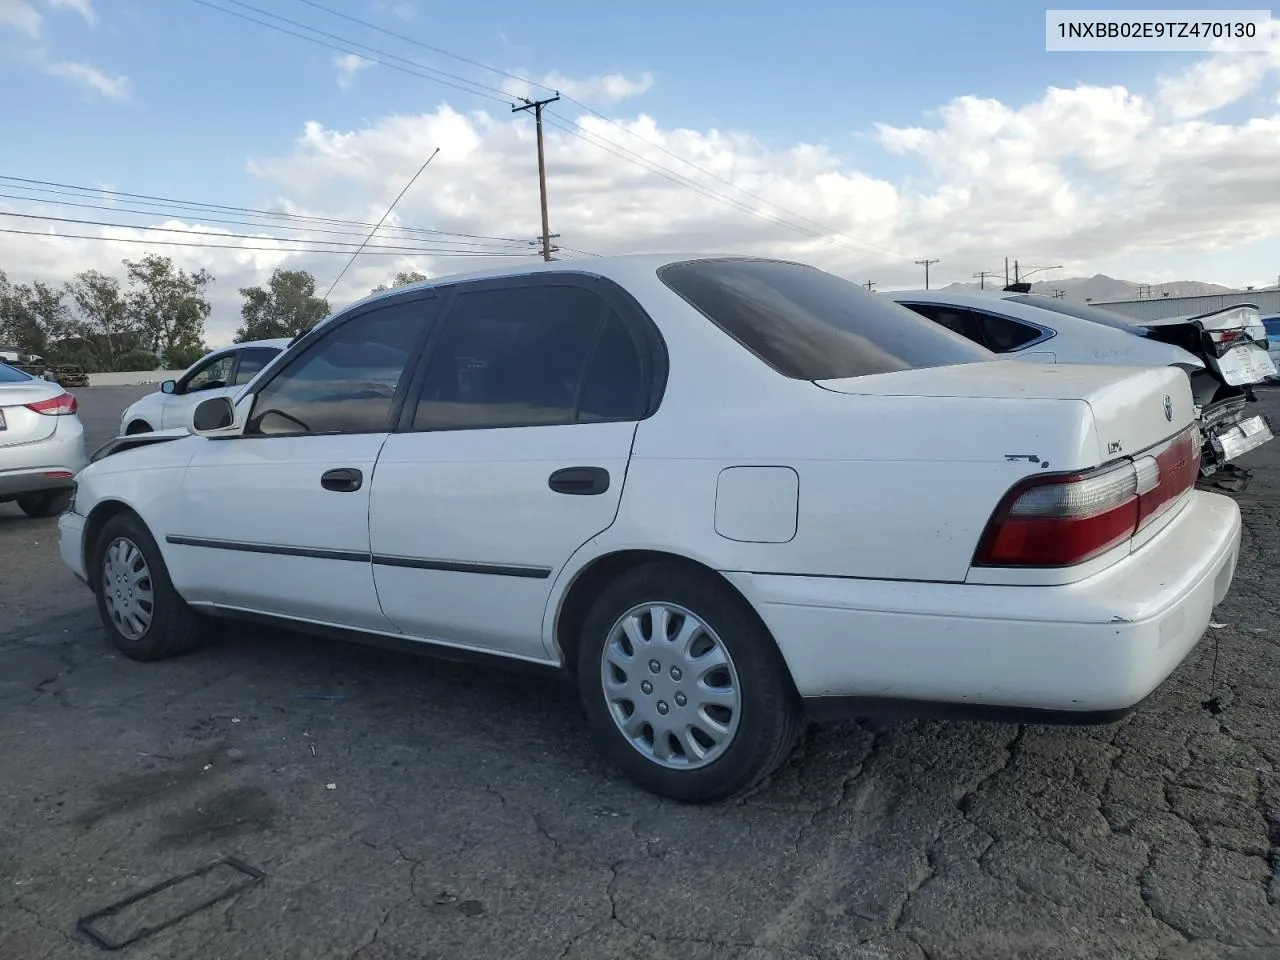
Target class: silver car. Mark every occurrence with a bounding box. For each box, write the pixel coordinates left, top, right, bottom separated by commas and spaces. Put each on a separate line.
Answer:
0, 361, 88, 517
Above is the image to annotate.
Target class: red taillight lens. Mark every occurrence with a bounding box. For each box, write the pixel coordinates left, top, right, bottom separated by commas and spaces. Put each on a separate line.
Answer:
25, 392, 77, 416
974, 426, 1200, 568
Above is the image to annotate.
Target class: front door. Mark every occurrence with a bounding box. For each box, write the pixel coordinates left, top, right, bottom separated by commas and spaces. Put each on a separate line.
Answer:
161, 351, 237, 430
170, 294, 439, 630
370, 277, 661, 661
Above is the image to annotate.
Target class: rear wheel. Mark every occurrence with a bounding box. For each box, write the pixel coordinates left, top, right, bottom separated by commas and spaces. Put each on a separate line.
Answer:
576, 562, 804, 803
91, 512, 210, 661
125, 420, 152, 435
16, 490, 72, 518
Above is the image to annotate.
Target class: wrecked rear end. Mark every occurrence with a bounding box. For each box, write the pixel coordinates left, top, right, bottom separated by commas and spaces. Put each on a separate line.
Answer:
1138, 304, 1275, 489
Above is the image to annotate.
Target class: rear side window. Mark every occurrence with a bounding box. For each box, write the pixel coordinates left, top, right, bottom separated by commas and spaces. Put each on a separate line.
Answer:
972, 311, 1043, 351
232, 347, 281, 386
659, 259, 991, 380
0, 362, 31, 383
411, 283, 632, 430
899, 303, 985, 345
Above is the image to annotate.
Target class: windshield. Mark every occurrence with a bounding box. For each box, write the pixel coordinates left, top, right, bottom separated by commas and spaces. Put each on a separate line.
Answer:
1005, 294, 1146, 332
659, 258, 992, 380
0, 362, 33, 383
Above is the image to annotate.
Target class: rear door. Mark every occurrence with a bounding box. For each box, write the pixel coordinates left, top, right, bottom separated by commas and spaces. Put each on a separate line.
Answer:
369, 275, 661, 661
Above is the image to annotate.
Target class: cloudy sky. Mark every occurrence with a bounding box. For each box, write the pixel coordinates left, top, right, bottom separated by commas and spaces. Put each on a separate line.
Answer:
1, 0, 1279, 346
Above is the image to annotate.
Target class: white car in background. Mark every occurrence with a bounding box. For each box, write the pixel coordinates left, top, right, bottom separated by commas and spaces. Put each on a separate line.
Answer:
118, 339, 290, 435
0, 361, 88, 517
60, 256, 1241, 802
889, 289, 1275, 485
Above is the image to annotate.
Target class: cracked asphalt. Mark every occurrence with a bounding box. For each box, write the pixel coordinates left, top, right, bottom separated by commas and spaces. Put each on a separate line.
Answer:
2, 385, 1280, 960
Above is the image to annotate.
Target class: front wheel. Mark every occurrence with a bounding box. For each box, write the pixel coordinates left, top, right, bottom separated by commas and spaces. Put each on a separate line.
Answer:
91, 512, 210, 661
576, 562, 804, 803
125, 420, 152, 435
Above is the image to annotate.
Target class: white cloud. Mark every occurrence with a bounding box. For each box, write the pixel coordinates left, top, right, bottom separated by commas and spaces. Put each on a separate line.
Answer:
0, 0, 96, 34
48, 0, 94, 25
334, 53, 372, 90
5, 53, 1280, 345
0, 0, 41, 35
502, 71, 654, 104
45, 59, 130, 98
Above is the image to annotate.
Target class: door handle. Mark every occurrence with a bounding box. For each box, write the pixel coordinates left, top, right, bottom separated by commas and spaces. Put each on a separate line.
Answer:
321, 467, 363, 492
548, 466, 610, 496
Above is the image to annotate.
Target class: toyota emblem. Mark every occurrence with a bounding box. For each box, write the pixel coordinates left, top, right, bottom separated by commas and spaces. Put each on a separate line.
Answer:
1163, 394, 1173, 422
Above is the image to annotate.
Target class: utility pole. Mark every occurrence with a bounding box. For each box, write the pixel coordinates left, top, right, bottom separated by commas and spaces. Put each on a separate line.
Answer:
1005, 257, 1010, 286
864, 280, 876, 291
1052, 288, 1065, 299
915, 258, 940, 290
972, 270, 1001, 290
1013, 260, 1021, 284
512, 93, 560, 262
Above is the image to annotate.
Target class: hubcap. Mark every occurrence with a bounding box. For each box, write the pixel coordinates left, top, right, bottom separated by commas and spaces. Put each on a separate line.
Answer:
101, 537, 154, 641
600, 602, 742, 770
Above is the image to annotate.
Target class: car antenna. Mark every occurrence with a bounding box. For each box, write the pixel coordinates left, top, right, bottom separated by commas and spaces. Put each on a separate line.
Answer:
294, 146, 441, 344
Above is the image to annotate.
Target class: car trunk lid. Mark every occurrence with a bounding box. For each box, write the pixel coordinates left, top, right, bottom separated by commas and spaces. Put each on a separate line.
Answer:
815, 360, 1195, 469
0, 382, 63, 447
1140, 304, 1276, 387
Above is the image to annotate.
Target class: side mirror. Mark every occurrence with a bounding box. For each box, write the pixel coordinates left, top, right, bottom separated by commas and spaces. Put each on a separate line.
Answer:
161, 379, 177, 395
189, 396, 243, 438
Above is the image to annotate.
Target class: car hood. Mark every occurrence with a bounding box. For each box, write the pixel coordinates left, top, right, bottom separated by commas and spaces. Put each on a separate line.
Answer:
90, 427, 191, 464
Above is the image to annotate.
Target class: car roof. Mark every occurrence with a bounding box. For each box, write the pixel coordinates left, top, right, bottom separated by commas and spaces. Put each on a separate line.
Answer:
315, 253, 776, 329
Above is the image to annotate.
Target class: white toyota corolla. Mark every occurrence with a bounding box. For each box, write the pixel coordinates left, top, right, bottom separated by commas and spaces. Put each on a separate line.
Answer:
59, 256, 1242, 801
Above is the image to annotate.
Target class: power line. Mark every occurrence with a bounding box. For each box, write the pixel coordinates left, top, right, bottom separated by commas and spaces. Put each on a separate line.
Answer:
190, 0, 513, 105
0, 192, 531, 250
291, 0, 912, 261
0, 176, 532, 244
0, 225, 532, 256
200, 1, 908, 263
0, 210, 524, 256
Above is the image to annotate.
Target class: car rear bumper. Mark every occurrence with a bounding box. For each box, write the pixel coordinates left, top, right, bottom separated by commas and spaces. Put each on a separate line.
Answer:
725, 490, 1241, 719
0, 418, 88, 497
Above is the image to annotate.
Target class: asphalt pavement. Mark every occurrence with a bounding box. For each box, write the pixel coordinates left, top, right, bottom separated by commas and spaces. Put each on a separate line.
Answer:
2, 385, 1280, 960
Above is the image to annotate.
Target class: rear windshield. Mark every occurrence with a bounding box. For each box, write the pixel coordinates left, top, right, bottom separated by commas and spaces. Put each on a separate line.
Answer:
0, 362, 32, 383
658, 259, 991, 380
1005, 295, 1145, 333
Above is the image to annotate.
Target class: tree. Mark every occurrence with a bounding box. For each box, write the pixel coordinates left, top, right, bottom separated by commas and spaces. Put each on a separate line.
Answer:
123, 254, 212, 367
66, 270, 138, 372
236, 269, 329, 341
370, 269, 427, 294
1, 271, 75, 358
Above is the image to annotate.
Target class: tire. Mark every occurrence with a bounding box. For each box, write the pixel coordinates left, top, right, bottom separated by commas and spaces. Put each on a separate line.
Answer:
577, 561, 804, 803
125, 420, 152, 435
16, 490, 72, 518
91, 512, 210, 661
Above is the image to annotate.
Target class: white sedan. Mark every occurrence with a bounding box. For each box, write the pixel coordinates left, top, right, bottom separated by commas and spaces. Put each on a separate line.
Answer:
60, 256, 1241, 801
118, 338, 290, 435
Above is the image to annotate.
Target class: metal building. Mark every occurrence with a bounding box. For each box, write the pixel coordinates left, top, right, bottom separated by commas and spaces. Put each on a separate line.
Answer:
1094, 287, 1280, 322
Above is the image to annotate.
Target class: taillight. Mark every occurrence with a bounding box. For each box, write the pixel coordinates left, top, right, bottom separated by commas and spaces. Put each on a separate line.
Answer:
1205, 328, 1255, 357
25, 392, 77, 416
975, 426, 1200, 568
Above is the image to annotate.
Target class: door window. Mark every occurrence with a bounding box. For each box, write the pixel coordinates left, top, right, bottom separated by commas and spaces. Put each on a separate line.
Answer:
184, 354, 234, 393
971, 310, 1044, 351
246, 298, 435, 436
231, 347, 282, 386
411, 283, 619, 431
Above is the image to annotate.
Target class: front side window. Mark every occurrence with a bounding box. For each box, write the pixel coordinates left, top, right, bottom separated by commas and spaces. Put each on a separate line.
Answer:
184, 355, 233, 393
659, 259, 991, 380
412, 283, 620, 431
247, 298, 433, 436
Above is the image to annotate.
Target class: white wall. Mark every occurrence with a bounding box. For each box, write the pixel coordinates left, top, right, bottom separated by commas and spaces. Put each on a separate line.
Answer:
86, 370, 187, 387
